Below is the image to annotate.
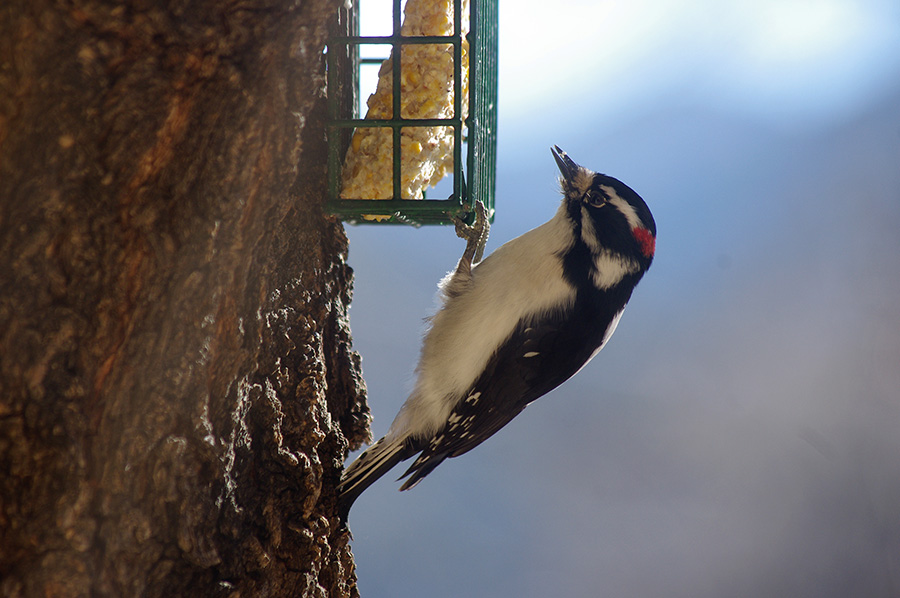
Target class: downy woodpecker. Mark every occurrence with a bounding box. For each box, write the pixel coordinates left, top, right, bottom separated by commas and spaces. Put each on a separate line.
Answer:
338, 146, 656, 518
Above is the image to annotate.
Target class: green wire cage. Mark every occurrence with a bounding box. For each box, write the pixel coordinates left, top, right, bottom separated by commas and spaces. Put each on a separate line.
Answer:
325, 0, 498, 225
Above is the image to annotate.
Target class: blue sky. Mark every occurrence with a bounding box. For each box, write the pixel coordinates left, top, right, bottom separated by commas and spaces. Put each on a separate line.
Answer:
341, 1, 900, 596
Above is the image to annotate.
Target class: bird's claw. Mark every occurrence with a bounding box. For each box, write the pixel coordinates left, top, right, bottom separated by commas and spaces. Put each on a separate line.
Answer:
452, 201, 490, 265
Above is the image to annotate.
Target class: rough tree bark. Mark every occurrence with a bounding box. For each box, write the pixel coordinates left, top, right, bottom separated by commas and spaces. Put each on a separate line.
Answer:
0, 1, 371, 596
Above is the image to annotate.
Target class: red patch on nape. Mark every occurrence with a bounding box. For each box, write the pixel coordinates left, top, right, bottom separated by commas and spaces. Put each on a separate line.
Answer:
632, 227, 656, 258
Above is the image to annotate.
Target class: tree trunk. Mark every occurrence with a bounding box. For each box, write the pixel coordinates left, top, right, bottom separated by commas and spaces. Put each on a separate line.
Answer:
0, 1, 370, 596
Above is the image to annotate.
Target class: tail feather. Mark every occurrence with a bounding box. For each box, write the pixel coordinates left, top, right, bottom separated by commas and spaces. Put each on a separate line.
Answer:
337, 436, 417, 520
398, 450, 451, 491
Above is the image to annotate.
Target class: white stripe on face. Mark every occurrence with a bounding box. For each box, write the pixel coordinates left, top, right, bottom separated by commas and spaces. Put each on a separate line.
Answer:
602, 185, 644, 231
592, 250, 640, 290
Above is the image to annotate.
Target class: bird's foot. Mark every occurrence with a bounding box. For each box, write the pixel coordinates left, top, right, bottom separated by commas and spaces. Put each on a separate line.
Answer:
452, 201, 490, 266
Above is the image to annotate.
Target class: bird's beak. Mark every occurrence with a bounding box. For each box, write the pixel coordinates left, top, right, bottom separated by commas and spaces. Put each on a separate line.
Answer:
551, 145, 579, 182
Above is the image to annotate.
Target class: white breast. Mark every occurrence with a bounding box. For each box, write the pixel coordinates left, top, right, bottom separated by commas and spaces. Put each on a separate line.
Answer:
387, 206, 577, 440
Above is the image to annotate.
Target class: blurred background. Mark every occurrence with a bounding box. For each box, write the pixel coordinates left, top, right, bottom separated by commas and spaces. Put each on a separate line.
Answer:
341, 0, 900, 596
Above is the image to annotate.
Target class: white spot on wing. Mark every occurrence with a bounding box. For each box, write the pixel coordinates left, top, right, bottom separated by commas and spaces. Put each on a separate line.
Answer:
523, 351, 540, 358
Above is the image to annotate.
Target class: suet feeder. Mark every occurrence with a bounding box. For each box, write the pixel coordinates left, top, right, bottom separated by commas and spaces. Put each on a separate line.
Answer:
325, 0, 498, 225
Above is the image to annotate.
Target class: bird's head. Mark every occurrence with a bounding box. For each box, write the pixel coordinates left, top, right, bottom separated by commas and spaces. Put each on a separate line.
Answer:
552, 145, 656, 269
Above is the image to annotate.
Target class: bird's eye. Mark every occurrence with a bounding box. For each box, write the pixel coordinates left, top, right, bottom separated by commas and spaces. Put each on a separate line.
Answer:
585, 191, 607, 207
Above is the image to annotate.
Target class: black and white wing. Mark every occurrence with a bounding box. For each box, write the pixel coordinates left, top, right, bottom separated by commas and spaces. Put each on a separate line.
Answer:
398, 297, 624, 489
